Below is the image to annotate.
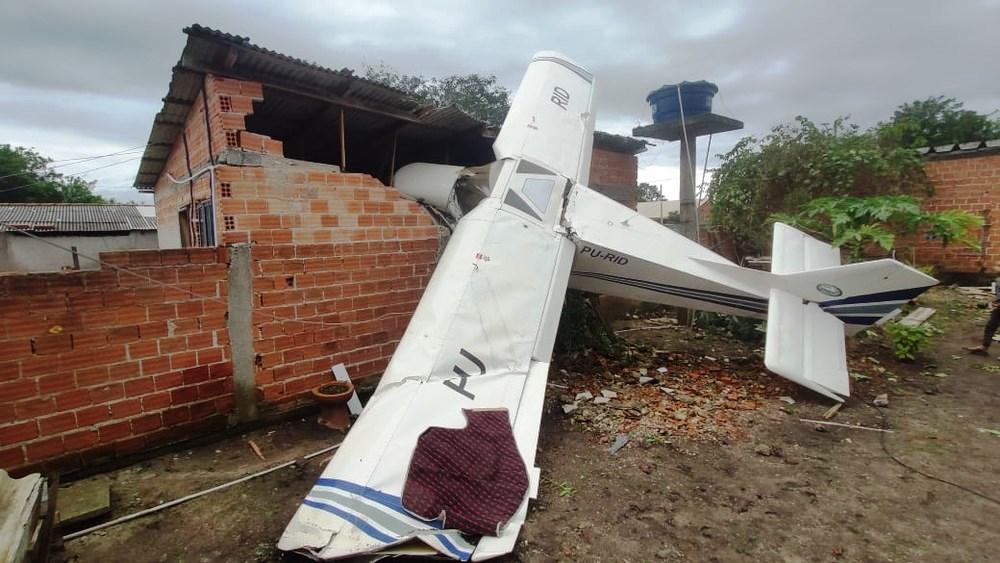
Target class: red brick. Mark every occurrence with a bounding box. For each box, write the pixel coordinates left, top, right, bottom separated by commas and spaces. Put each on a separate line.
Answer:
0, 379, 37, 403
38, 412, 77, 436
26, 437, 65, 462
0, 421, 38, 446
31, 333, 72, 355
124, 376, 155, 397
170, 386, 199, 405
109, 398, 142, 419
97, 420, 131, 443
142, 391, 171, 412
14, 397, 55, 419
169, 351, 197, 370
63, 429, 99, 451
182, 366, 210, 386
162, 406, 191, 426
0, 404, 14, 425
114, 436, 146, 456
131, 413, 162, 433
108, 325, 141, 344
75, 365, 109, 387
0, 361, 19, 382
153, 371, 183, 390
0, 339, 32, 361
89, 383, 124, 404
54, 389, 91, 410
76, 404, 112, 426
109, 362, 141, 382
127, 340, 158, 360
0, 445, 25, 469
140, 356, 171, 378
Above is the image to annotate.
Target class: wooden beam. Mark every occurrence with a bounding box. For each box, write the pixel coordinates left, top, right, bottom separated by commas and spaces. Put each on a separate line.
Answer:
175, 63, 425, 125
339, 109, 347, 171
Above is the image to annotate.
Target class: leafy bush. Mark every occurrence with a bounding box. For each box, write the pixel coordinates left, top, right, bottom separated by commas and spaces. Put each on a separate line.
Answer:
771, 195, 983, 261
883, 322, 940, 361
708, 117, 929, 256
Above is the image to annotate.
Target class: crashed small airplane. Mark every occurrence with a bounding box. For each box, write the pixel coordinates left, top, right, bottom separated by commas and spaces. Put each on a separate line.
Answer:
278, 52, 936, 560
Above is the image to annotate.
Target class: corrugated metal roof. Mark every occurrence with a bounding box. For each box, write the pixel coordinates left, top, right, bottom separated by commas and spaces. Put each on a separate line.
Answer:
0, 204, 157, 233
135, 24, 645, 189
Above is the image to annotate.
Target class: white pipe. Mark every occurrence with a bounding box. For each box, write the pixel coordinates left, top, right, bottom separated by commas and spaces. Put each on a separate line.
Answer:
62, 442, 341, 541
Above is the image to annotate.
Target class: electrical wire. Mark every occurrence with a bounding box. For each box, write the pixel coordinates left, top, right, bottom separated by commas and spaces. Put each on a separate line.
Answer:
0, 145, 148, 182
866, 401, 1000, 507
0, 156, 143, 196
1, 225, 412, 329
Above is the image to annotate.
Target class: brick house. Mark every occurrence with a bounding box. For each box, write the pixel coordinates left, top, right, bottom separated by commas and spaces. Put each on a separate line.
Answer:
913, 141, 1000, 276
0, 25, 643, 473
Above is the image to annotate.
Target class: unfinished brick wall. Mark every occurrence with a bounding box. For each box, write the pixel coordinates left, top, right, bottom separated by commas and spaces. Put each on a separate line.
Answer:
216, 159, 440, 407
154, 75, 283, 249
589, 148, 639, 210
914, 153, 1000, 274
0, 249, 233, 473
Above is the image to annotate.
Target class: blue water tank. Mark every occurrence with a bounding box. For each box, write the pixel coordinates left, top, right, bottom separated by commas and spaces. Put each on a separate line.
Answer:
646, 81, 719, 123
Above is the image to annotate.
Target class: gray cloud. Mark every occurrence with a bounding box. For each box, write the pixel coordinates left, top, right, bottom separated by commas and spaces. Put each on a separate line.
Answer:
1, 0, 997, 200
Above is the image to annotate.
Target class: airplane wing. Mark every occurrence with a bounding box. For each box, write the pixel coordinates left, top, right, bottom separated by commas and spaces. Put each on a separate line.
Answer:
279, 52, 595, 561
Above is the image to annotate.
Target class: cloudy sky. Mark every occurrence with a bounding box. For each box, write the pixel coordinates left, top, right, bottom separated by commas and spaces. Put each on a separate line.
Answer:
2, 0, 998, 203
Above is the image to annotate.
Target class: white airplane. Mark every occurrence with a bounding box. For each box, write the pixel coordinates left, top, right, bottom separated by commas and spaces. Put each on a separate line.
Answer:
278, 52, 936, 561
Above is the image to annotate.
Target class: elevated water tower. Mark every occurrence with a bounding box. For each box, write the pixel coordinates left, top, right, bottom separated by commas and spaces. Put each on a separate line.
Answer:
632, 81, 743, 241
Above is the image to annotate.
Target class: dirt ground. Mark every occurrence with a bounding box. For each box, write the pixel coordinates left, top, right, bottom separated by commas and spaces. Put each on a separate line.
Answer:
58, 287, 999, 563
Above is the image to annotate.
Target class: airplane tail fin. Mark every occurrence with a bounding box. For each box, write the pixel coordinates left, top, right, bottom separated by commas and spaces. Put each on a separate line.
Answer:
763, 223, 937, 400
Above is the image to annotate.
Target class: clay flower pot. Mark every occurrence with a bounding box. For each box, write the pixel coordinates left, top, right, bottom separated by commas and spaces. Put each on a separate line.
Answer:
311, 380, 355, 431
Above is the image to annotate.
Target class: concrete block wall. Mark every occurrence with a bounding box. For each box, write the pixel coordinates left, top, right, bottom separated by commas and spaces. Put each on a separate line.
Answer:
915, 153, 1000, 274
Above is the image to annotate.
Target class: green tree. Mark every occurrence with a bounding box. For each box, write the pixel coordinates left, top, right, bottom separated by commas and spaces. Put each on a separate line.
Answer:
364, 63, 511, 126
877, 96, 1000, 148
707, 117, 929, 255
0, 145, 105, 203
770, 195, 983, 262
637, 182, 662, 202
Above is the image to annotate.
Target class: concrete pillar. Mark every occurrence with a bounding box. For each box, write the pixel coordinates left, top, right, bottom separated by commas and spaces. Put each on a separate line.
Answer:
227, 244, 258, 422
678, 134, 698, 241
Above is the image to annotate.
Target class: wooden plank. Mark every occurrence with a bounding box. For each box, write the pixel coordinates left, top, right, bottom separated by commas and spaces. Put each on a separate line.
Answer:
0, 470, 44, 563
899, 307, 936, 327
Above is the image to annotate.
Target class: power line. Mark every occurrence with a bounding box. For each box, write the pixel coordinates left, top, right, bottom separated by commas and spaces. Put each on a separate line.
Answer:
0, 156, 143, 196
0, 144, 148, 182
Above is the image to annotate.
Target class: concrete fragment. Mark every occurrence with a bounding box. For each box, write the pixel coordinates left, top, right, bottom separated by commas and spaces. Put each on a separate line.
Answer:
609, 434, 630, 455
778, 396, 795, 405
593, 396, 610, 405
575, 391, 593, 401
754, 444, 774, 456
873, 393, 889, 407
562, 403, 578, 415
638, 368, 648, 376
638, 376, 654, 384
600, 389, 617, 399
57, 477, 111, 526
656, 367, 668, 374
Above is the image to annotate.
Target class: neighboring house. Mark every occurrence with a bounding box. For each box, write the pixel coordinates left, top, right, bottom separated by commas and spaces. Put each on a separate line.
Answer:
0, 203, 157, 272
915, 140, 1000, 275
637, 199, 680, 225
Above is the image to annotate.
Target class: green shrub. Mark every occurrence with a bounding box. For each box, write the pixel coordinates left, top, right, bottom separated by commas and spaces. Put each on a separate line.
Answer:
884, 322, 939, 361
